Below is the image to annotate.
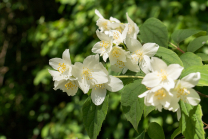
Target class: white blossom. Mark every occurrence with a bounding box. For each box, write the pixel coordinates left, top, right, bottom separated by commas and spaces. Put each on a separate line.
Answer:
170, 72, 201, 111
48, 49, 76, 81
126, 37, 159, 74
138, 86, 173, 112
92, 30, 113, 62
53, 79, 78, 96
126, 13, 139, 39
142, 57, 184, 90
72, 54, 109, 94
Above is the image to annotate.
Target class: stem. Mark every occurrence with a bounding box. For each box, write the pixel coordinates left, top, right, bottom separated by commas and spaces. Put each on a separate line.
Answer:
169, 42, 185, 53
197, 91, 208, 98
114, 75, 144, 79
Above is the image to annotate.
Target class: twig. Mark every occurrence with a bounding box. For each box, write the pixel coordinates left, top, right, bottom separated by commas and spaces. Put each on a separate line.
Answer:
197, 91, 208, 98
114, 75, 144, 79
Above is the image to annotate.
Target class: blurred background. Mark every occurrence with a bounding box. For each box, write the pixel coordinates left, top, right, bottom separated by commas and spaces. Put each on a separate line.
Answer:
0, 0, 208, 138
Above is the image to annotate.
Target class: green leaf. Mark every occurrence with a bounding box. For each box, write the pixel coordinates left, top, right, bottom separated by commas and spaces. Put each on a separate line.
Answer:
180, 52, 203, 69
121, 79, 146, 131
82, 95, 109, 139
180, 104, 205, 139
171, 127, 181, 139
144, 105, 155, 118
172, 29, 206, 44
180, 100, 194, 116
140, 18, 168, 47
147, 122, 165, 139
180, 65, 208, 86
134, 131, 145, 139
187, 35, 208, 52
197, 53, 208, 61
155, 47, 183, 66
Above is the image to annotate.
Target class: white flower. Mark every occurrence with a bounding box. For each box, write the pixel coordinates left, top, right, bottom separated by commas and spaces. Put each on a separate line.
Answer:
92, 30, 113, 62
72, 54, 109, 94
126, 13, 139, 39
91, 75, 123, 105
110, 52, 140, 74
95, 9, 111, 32
109, 46, 127, 64
48, 49, 75, 81
126, 37, 159, 74
138, 86, 173, 112
108, 25, 128, 45
171, 72, 201, 106
142, 57, 184, 90
53, 79, 78, 96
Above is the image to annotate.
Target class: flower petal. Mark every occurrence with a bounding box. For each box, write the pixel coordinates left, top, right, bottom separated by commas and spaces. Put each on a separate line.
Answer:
138, 90, 149, 98
142, 72, 161, 88
151, 57, 167, 72
92, 42, 105, 54
103, 53, 109, 62
182, 72, 201, 87
187, 88, 200, 106
142, 43, 159, 57
96, 30, 112, 42
140, 55, 151, 74
126, 36, 142, 52
105, 75, 123, 92
166, 64, 183, 80
91, 87, 106, 105
78, 77, 90, 94
95, 9, 104, 19
83, 54, 99, 68
62, 49, 71, 65
49, 58, 65, 70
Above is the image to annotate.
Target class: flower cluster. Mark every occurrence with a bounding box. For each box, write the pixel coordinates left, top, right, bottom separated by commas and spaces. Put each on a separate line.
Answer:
139, 57, 201, 119
49, 49, 123, 105
48, 10, 201, 114
92, 10, 159, 74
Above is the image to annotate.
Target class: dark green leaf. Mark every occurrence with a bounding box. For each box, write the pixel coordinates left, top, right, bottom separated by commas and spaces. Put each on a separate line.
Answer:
180, 104, 205, 139
82, 95, 109, 139
134, 131, 145, 139
121, 79, 146, 131
180, 100, 193, 116
144, 105, 155, 118
172, 29, 206, 44
196, 53, 208, 61
171, 127, 181, 139
180, 65, 208, 86
187, 35, 208, 52
155, 47, 183, 66
147, 122, 165, 139
140, 18, 168, 47
180, 52, 203, 69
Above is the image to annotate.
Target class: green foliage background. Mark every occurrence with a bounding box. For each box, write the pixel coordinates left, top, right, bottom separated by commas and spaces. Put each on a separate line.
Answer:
0, 0, 208, 138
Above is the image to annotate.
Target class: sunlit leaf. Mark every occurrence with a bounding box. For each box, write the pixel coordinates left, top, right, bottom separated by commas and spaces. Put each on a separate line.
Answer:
140, 18, 168, 47
180, 52, 203, 69
82, 95, 109, 139
121, 79, 146, 132
187, 35, 208, 52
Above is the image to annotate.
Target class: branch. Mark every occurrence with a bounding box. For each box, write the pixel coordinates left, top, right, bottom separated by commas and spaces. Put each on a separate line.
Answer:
114, 75, 144, 79
197, 91, 208, 98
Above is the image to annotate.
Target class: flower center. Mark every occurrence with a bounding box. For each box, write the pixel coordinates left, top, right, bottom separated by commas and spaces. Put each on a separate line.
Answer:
159, 69, 167, 81
133, 50, 143, 62
177, 87, 190, 98
111, 47, 121, 58
115, 60, 125, 68
57, 63, 67, 73
100, 41, 109, 49
128, 24, 134, 34
113, 31, 120, 40
82, 67, 93, 80
154, 89, 166, 100
102, 21, 108, 30
94, 84, 105, 90
65, 82, 77, 90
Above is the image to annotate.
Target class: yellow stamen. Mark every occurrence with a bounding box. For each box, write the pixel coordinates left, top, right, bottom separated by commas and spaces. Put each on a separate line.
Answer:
177, 87, 190, 98
57, 63, 66, 73
154, 89, 166, 100
65, 82, 77, 90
